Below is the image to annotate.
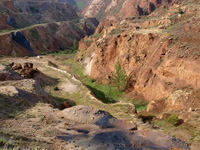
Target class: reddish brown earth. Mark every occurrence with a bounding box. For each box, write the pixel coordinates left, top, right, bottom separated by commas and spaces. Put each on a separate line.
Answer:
0, 57, 191, 150
76, 0, 200, 149
83, 0, 177, 21
0, 0, 200, 149
0, 18, 98, 57
77, 0, 200, 109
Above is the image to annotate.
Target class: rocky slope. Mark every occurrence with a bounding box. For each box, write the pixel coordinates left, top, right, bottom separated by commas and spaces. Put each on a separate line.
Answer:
0, 0, 100, 57
83, 0, 177, 21
76, 0, 200, 148
0, 56, 191, 150
0, 18, 99, 57
0, 0, 78, 30
77, 0, 200, 109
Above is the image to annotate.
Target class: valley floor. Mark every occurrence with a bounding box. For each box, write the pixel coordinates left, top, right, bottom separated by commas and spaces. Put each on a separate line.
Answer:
0, 55, 198, 150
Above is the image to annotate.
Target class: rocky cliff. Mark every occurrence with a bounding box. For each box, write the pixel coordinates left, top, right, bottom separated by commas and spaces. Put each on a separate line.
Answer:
0, 0, 100, 56
83, 0, 176, 21
0, 18, 99, 56
76, 0, 200, 111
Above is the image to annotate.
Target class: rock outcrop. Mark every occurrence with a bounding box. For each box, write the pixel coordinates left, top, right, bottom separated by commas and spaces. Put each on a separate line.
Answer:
76, 0, 200, 112
0, 18, 99, 56
0, 0, 78, 30
83, 0, 176, 21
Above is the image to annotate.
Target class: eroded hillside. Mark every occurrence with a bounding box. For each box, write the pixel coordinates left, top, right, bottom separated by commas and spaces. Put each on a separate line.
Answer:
76, 0, 200, 149
0, 55, 191, 150
83, 0, 177, 21
0, 0, 200, 150
0, 0, 99, 57
0, 0, 78, 30
0, 18, 99, 57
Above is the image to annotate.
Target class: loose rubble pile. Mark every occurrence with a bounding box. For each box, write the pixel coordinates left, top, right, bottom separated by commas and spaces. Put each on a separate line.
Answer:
8, 62, 39, 78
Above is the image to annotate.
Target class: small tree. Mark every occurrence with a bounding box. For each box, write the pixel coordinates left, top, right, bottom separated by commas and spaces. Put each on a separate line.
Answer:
73, 39, 78, 50
112, 60, 128, 92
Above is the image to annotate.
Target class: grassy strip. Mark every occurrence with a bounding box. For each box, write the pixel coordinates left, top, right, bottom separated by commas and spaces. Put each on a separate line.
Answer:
63, 58, 122, 103
62, 57, 148, 110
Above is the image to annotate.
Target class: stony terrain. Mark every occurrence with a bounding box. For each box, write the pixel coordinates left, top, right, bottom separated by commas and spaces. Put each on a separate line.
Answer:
0, 0, 200, 150
0, 0, 99, 56
0, 0, 78, 30
0, 56, 191, 150
82, 0, 177, 21
0, 18, 98, 57
76, 0, 200, 149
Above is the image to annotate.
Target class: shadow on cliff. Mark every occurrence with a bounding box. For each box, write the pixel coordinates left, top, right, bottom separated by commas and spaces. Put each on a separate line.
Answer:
57, 130, 134, 150
85, 85, 116, 104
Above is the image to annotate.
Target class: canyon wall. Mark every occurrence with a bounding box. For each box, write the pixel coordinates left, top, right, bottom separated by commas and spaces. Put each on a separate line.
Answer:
0, 18, 99, 56
76, 0, 200, 111
83, 0, 176, 21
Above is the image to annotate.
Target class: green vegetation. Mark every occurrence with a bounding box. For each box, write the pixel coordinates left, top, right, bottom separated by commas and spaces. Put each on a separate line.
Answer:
84, 78, 120, 103
90, 33, 103, 38
165, 82, 173, 86
84, 38, 93, 43
178, 8, 184, 15
49, 24, 59, 34
167, 114, 179, 125
0, 137, 6, 147
42, 49, 78, 55
112, 60, 128, 92
63, 59, 124, 103
73, 39, 78, 50
109, 28, 125, 35
19, 8, 23, 12
48, 61, 58, 68
133, 100, 148, 111
53, 86, 59, 91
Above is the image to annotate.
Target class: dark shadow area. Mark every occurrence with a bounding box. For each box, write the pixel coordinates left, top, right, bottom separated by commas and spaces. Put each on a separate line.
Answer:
57, 128, 190, 150
85, 85, 116, 104
0, 91, 39, 120
12, 31, 36, 56
175, 119, 184, 127
0, 70, 60, 120
90, 131, 133, 149
57, 130, 134, 150
34, 71, 59, 87
95, 115, 114, 128
48, 95, 76, 110
138, 115, 154, 123
0, 131, 50, 149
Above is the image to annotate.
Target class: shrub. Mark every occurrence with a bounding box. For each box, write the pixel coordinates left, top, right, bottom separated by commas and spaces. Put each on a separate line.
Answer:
0, 137, 6, 147
112, 60, 128, 92
168, 114, 179, 125
53, 86, 59, 91
73, 39, 78, 50
178, 9, 184, 15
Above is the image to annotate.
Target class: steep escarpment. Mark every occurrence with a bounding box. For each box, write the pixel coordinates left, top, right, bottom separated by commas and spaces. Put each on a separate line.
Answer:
77, 0, 200, 110
76, 1, 200, 148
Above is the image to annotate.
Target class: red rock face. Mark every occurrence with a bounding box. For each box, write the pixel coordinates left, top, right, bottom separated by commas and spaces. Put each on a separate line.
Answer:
0, 18, 98, 56
83, 0, 175, 20
77, 0, 200, 111
88, 31, 200, 104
